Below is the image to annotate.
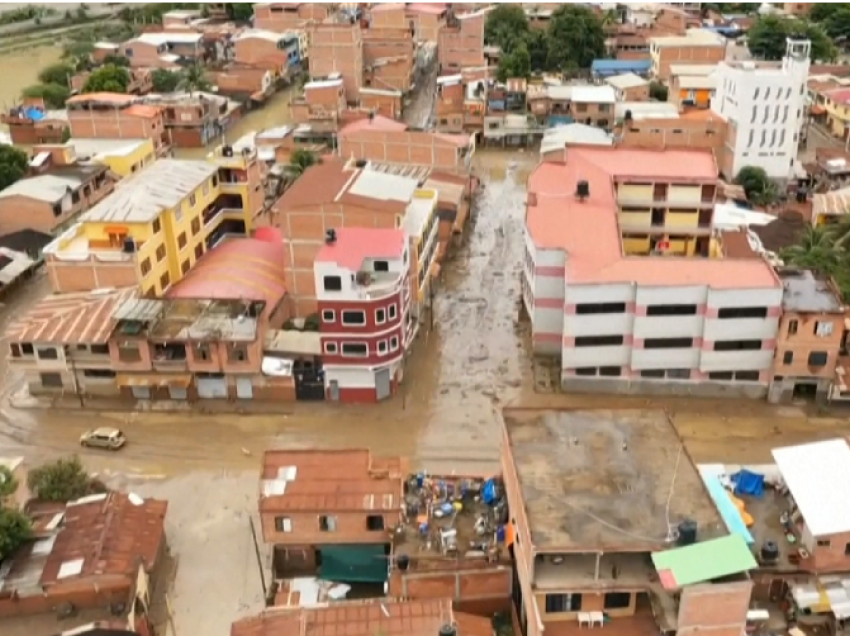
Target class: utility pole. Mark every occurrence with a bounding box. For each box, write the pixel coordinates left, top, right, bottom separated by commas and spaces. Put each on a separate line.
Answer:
248, 515, 268, 600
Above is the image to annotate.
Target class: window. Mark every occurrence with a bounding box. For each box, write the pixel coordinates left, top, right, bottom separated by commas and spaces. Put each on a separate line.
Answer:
817, 539, 831, 548
275, 516, 292, 532
118, 342, 141, 363
36, 347, 58, 360
713, 340, 762, 352
195, 243, 204, 259
319, 515, 337, 532
816, 321, 834, 337
809, 351, 829, 367
735, 370, 760, 381
375, 308, 386, 324
575, 302, 626, 314
20, 343, 34, 356
189, 194, 197, 207
140, 258, 152, 276
40, 373, 63, 388
342, 310, 366, 326
374, 260, 389, 272
152, 218, 161, 234
322, 310, 335, 323
388, 304, 398, 320
788, 319, 798, 335
783, 351, 793, 365
644, 338, 692, 349
604, 592, 631, 610
89, 344, 109, 355
390, 336, 399, 351
9, 344, 20, 358
718, 306, 768, 319
160, 272, 170, 290
575, 368, 597, 376
646, 304, 697, 316
194, 343, 211, 361
156, 244, 166, 262
181, 259, 190, 275
366, 515, 385, 530
178, 232, 187, 249
708, 371, 734, 381
575, 335, 624, 347
191, 217, 201, 235
83, 369, 116, 378
341, 342, 368, 357
323, 275, 342, 292
324, 342, 338, 354
228, 344, 248, 362
378, 340, 388, 354
845, 542, 850, 556
545, 593, 582, 613
641, 369, 665, 378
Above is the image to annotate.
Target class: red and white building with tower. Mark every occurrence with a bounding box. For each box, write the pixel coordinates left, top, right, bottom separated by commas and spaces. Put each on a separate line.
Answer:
314, 227, 415, 403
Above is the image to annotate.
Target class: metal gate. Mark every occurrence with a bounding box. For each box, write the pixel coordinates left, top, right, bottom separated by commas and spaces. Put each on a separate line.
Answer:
131, 386, 150, 400
169, 386, 188, 400
375, 368, 391, 401
294, 363, 326, 401
235, 377, 253, 399
196, 376, 228, 399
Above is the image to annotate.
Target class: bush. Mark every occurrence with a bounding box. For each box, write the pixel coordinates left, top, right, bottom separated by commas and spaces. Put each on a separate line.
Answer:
0, 507, 31, 559
27, 456, 102, 502
649, 81, 668, 101
22, 83, 70, 109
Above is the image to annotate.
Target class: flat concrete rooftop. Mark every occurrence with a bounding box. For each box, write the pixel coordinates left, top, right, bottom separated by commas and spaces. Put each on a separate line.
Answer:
503, 409, 726, 552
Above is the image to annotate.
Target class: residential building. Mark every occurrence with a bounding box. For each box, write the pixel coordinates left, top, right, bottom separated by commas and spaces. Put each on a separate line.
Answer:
291, 77, 347, 124
360, 87, 404, 119
436, 74, 465, 133
803, 147, 850, 191
619, 110, 728, 151
141, 91, 242, 148
315, 228, 413, 402
66, 93, 169, 156
668, 63, 718, 110
260, 448, 404, 579
590, 58, 652, 80
711, 39, 810, 181
783, 3, 812, 16
423, 171, 473, 260
36, 138, 156, 178
482, 114, 542, 148
162, 8, 201, 27
823, 87, 850, 142
811, 186, 850, 227
540, 124, 613, 160
122, 31, 206, 68
253, 2, 330, 32
338, 123, 475, 175
438, 8, 487, 73
769, 269, 844, 403
649, 30, 726, 81
604, 73, 650, 102
213, 64, 277, 101
0, 491, 167, 635
0, 101, 68, 146
502, 408, 755, 636
233, 29, 302, 73
0, 246, 40, 303
44, 150, 263, 296
406, 3, 447, 42
70, 66, 153, 96
0, 165, 113, 235
570, 86, 617, 130
402, 189, 440, 313
524, 146, 783, 397
310, 24, 363, 101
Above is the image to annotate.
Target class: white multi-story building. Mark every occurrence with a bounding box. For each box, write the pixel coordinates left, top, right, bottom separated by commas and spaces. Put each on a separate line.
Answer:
711, 38, 811, 181
523, 146, 783, 398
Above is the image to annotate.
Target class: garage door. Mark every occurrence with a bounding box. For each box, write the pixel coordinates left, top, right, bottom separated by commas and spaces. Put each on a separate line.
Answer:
131, 386, 150, 400
169, 386, 188, 400
235, 377, 253, 399
196, 376, 228, 399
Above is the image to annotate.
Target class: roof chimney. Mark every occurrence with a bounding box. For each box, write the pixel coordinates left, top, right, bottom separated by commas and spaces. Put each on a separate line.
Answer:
575, 180, 590, 201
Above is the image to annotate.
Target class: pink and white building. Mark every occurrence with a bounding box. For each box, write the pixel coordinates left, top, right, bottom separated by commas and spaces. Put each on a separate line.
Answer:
523, 146, 783, 398
314, 227, 415, 403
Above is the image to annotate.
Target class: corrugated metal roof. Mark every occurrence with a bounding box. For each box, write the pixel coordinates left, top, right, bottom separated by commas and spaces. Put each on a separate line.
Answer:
81, 159, 217, 223
605, 73, 649, 89
571, 85, 617, 104
0, 247, 37, 286
0, 174, 82, 203
347, 170, 419, 203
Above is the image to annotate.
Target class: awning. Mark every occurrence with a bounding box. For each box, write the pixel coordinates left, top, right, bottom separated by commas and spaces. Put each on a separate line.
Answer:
117, 374, 192, 388
652, 534, 757, 590
811, 105, 826, 115
318, 544, 389, 584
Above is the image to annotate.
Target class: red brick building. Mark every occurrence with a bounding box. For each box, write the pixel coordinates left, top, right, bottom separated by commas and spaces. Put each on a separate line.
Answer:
438, 8, 487, 73
310, 24, 364, 101
314, 227, 413, 403
253, 2, 330, 31
66, 93, 170, 156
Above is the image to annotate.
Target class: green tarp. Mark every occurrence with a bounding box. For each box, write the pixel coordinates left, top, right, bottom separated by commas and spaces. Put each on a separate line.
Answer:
318, 544, 389, 583
651, 534, 757, 590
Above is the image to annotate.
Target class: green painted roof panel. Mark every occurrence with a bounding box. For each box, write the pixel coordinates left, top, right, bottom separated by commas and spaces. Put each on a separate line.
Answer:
651, 534, 757, 589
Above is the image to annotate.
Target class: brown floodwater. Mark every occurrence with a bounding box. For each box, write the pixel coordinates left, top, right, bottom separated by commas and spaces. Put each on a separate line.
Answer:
0, 47, 63, 114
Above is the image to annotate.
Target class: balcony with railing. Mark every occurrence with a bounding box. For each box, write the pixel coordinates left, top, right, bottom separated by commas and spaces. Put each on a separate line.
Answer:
44, 224, 144, 263
352, 270, 406, 301
151, 342, 188, 371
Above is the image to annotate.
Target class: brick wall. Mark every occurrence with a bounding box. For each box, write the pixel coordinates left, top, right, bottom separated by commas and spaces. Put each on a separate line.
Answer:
678, 581, 752, 636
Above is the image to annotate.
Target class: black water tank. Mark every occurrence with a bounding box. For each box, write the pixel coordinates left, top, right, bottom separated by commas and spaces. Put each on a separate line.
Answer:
677, 520, 698, 546
397, 554, 410, 571
325, 229, 337, 244
355, 159, 368, 168
761, 541, 779, 562
122, 237, 136, 253
575, 180, 590, 199
796, 188, 807, 203
625, 109, 633, 121
439, 625, 457, 636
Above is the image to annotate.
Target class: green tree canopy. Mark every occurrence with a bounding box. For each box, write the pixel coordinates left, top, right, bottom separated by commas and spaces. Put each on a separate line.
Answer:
823, 8, 850, 42
0, 144, 29, 192
734, 166, 778, 206
0, 507, 31, 559
0, 466, 18, 500
179, 64, 211, 94
289, 148, 318, 177
22, 83, 70, 109
102, 54, 131, 68
747, 16, 836, 61
27, 456, 99, 502
810, 3, 850, 23
225, 3, 254, 21
525, 29, 548, 73
546, 5, 605, 71
497, 41, 532, 82
151, 68, 182, 92
38, 63, 74, 87
484, 5, 530, 56
649, 81, 668, 101
83, 64, 131, 93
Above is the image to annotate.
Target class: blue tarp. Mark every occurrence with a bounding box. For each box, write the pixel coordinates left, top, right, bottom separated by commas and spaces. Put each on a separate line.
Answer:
591, 59, 652, 77
732, 470, 765, 498
702, 474, 755, 545
24, 107, 45, 121
482, 479, 498, 505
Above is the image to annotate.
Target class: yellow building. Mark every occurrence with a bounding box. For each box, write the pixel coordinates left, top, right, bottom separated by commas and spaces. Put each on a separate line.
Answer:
66, 138, 156, 178
401, 189, 439, 307
44, 148, 262, 296
824, 88, 850, 140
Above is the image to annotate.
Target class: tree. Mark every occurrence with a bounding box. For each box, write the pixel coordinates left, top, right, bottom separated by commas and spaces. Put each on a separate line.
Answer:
484, 5, 530, 56
22, 83, 71, 109
225, 3, 254, 21
545, 5, 605, 71
824, 9, 850, 42
179, 64, 211, 94
649, 81, 668, 101
497, 42, 531, 82
0, 507, 31, 559
781, 226, 843, 274
151, 68, 181, 93
734, 166, 775, 203
62, 41, 95, 71
102, 54, 131, 68
289, 149, 318, 177
27, 456, 98, 502
38, 63, 74, 87
0, 466, 18, 500
747, 16, 836, 61
810, 3, 850, 24
0, 144, 29, 192
526, 29, 548, 74
83, 64, 131, 93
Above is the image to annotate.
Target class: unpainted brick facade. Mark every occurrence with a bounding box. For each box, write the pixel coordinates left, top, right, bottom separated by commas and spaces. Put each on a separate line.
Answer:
677, 581, 753, 636
310, 24, 364, 101
338, 130, 471, 174
438, 13, 485, 72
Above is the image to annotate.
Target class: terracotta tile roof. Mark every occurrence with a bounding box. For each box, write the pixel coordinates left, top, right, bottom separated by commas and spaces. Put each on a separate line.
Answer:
260, 449, 404, 514
41, 492, 167, 587
826, 88, 850, 105
124, 104, 163, 118
314, 227, 407, 271
231, 598, 455, 636
167, 238, 287, 308
339, 115, 408, 135
272, 159, 355, 210
66, 92, 137, 105
5, 287, 137, 345
526, 147, 780, 289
